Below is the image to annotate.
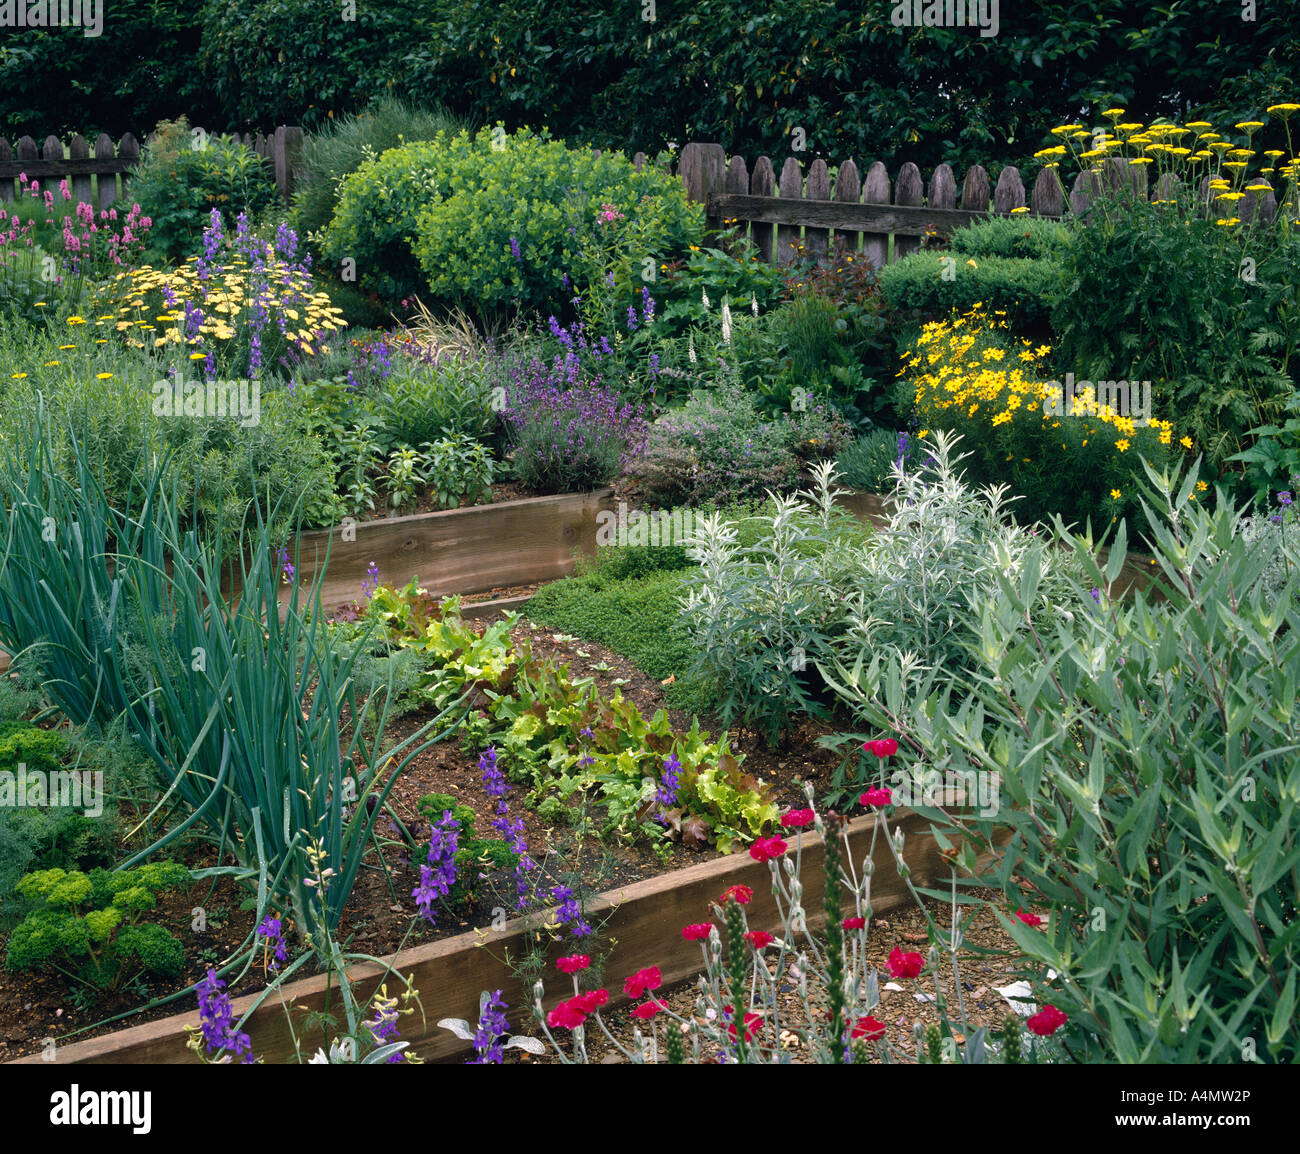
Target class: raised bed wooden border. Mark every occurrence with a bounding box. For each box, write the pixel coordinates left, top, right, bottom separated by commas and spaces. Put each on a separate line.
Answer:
7, 808, 997, 1065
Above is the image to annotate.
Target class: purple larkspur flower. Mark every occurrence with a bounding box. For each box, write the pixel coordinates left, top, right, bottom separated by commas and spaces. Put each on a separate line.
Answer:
256, 915, 288, 970
413, 810, 460, 925
195, 969, 254, 1063
551, 884, 593, 938
361, 561, 380, 598
468, 989, 510, 1064
654, 754, 682, 824
510, 236, 522, 263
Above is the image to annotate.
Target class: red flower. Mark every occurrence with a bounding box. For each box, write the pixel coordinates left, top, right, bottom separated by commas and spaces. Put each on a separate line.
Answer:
886, 947, 924, 979
623, 966, 663, 999
780, 808, 815, 829
555, 954, 591, 974
860, 788, 893, 807
576, 988, 609, 1014
749, 835, 789, 863
744, 930, 774, 949
842, 916, 866, 930
725, 1007, 763, 1043
719, 884, 753, 906
1026, 1005, 1068, 1036
862, 738, 899, 758
1014, 908, 1044, 928
851, 1015, 887, 1040
631, 999, 668, 1020
682, 923, 713, 941
546, 996, 590, 1030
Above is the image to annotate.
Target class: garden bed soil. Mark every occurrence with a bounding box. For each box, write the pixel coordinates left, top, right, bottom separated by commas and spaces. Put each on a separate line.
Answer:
517, 897, 1033, 1065
0, 615, 877, 1061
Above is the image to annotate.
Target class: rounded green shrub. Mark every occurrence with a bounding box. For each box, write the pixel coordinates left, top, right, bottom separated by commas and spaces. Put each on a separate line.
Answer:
320, 133, 478, 303
412, 126, 701, 323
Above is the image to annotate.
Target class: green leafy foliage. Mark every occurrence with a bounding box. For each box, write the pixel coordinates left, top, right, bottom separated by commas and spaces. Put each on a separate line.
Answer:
879, 249, 1062, 330
354, 581, 777, 850
828, 456, 1300, 1062
128, 118, 280, 263
834, 428, 917, 493
1052, 191, 1298, 475
292, 96, 471, 246
410, 126, 701, 325
626, 380, 850, 508
6, 864, 190, 996
679, 463, 870, 747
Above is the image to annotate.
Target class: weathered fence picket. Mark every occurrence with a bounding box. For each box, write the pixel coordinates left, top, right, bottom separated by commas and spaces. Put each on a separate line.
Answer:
0, 127, 303, 209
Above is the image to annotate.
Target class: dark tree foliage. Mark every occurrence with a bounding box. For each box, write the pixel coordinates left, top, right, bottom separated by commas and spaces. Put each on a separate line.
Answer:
1, 0, 1293, 170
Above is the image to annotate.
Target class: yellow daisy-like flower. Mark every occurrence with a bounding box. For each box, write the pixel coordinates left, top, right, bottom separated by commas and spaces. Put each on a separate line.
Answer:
1010, 206, 1030, 214
43, 360, 59, 367
96, 372, 114, 380
1116, 439, 1130, 452
58, 344, 76, 351
1196, 481, 1208, 492
1215, 218, 1241, 227
1110, 488, 1122, 500
189, 352, 207, 360
1180, 436, 1193, 448
11, 372, 28, 380
67, 316, 87, 325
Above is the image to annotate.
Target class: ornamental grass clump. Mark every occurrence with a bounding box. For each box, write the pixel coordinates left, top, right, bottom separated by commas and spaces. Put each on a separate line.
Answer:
0, 405, 460, 949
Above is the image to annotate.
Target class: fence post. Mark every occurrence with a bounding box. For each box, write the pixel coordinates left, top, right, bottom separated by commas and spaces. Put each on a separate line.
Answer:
114, 134, 140, 210
832, 158, 861, 258
750, 156, 776, 263
273, 125, 305, 202
893, 161, 923, 262
803, 158, 831, 262
862, 161, 890, 268
776, 157, 803, 263
960, 165, 989, 212
0, 139, 12, 202
1070, 169, 1098, 218
1030, 167, 1063, 217
725, 153, 750, 249
69, 134, 93, 206
679, 142, 727, 240
993, 165, 1025, 214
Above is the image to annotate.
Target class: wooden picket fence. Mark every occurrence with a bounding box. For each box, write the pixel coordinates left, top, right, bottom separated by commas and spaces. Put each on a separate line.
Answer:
668, 142, 1282, 266
0, 126, 305, 210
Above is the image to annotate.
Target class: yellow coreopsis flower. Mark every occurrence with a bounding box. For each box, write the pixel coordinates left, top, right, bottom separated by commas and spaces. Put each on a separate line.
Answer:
1116, 439, 1130, 452
1110, 489, 1122, 500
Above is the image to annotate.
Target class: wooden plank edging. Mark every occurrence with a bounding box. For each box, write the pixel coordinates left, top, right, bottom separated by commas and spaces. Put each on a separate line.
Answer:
7, 808, 989, 1065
